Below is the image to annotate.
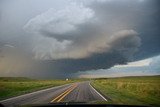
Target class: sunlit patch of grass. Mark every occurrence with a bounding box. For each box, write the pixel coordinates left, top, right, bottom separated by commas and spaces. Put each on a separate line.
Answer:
92, 76, 160, 107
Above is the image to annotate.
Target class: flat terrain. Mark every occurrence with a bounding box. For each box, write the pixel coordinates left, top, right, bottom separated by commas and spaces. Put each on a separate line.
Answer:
0, 76, 159, 107
92, 75, 160, 107
0, 77, 80, 100
0, 81, 106, 107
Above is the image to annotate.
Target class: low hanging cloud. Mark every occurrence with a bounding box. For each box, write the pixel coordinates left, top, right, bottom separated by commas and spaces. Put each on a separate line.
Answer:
49, 29, 141, 73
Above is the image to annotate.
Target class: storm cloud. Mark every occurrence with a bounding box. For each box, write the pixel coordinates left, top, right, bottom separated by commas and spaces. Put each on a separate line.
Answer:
0, 0, 160, 78
23, 1, 141, 60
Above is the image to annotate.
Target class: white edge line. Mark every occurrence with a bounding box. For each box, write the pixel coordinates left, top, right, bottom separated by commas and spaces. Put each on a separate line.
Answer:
89, 82, 107, 101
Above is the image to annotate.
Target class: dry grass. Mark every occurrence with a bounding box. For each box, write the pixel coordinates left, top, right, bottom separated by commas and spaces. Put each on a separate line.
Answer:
92, 76, 160, 107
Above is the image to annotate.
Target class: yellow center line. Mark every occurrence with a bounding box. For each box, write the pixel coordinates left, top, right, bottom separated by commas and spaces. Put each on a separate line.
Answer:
50, 84, 77, 103
57, 84, 77, 102
50, 85, 74, 102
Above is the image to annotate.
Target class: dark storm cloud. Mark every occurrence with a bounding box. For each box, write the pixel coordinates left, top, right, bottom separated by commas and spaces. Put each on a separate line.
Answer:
24, 1, 143, 60
0, 0, 160, 78
88, 0, 160, 60
134, 0, 160, 59
30, 52, 127, 78
39, 0, 159, 77
34, 29, 141, 78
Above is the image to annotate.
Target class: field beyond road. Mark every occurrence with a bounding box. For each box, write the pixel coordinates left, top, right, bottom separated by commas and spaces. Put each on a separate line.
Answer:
0, 76, 160, 107
0, 77, 80, 100
92, 75, 160, 107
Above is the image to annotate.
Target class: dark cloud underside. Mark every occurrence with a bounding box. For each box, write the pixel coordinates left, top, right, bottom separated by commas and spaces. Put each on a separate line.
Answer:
0, 0, 160, 78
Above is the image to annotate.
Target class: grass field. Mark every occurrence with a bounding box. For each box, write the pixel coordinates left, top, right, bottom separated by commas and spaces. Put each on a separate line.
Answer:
92, 75, 160, 107
0, 77, 80, 100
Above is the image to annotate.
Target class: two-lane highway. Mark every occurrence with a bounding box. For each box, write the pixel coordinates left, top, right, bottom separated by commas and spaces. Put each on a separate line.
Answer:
0, 81, 107, 107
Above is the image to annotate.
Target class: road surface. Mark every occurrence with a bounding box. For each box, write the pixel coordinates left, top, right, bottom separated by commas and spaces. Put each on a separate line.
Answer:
0, 81, 107, 107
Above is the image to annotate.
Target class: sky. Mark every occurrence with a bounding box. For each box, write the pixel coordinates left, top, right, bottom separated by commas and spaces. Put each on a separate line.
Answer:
0, 0, 160, 79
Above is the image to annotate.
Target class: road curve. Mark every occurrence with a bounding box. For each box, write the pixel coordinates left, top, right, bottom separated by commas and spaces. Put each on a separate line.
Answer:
0, 81, 107, 107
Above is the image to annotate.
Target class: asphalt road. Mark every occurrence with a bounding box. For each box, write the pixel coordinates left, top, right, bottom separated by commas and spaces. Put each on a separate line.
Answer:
0, 81, 107, 107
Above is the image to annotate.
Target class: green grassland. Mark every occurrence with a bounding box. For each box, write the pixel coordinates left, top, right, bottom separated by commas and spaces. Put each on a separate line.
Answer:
92, 75, 160, 107
0, 77, 80, 100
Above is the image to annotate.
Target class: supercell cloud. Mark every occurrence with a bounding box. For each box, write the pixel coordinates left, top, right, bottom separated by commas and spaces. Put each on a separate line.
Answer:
23, 2, 140, 60
0, 0, 160, 78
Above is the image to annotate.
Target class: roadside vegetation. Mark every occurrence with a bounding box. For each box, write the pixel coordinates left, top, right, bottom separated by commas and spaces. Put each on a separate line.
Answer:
91, 75, 160, 107
0, 77, 82, 100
